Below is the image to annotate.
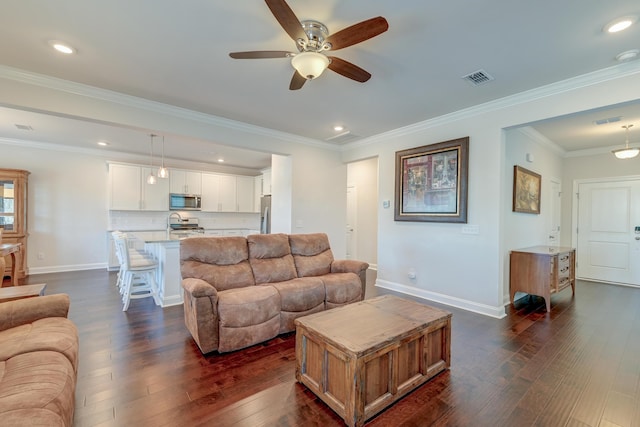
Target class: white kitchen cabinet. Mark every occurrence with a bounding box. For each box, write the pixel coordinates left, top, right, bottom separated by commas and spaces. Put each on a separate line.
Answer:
170, 169, 201, 194
109, 163, 169, 211
236, 175, 255, 212
141, 167, 170, 210
200, 173, 236, 212
261, 168, 272, 195
254, 175, 262, 213
218, 175, 237, 212
201, 173, 221, 212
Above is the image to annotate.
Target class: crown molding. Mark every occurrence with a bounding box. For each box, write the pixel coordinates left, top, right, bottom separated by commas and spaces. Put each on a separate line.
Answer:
516, 126, 566, 156
344, 61, 640, 151
0, 65, 338, 152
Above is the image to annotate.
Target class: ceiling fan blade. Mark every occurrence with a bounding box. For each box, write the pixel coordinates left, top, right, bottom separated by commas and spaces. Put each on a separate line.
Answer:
229, 51, 292, 59
328, 57, 371, 83
265, 0, 306, 42
324, 16, 389, 51
289, 71, 306, 90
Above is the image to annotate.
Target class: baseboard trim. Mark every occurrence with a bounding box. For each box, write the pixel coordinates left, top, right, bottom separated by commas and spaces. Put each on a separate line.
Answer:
28, 263, 107, 275
375, 279, 506, 319
160, 295, 183, 307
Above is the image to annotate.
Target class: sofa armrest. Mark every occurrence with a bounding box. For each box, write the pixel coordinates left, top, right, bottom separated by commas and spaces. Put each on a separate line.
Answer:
0, 294, 70, 332
331, 259, 369, 295
182, 277, 218, 298
182, 278, 220, 354
331, 259, 369, 275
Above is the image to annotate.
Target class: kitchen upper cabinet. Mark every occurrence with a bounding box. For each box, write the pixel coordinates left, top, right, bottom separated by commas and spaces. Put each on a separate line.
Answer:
261, 169, 272, 195
236, 176, 255, 212
170, 169, 202, 194
218, 175, 237, 212
201, 173, 236, 212
141, 167, 170, 210
109, 163, 169, 211
201, 173, 221, 212
201, 173, 254, 212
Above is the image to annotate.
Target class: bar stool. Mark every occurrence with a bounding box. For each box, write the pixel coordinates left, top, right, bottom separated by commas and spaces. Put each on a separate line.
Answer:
112, 232, 159, 311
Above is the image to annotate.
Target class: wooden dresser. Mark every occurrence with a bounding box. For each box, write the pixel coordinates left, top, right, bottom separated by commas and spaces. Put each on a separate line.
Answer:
509, 246, 575, 312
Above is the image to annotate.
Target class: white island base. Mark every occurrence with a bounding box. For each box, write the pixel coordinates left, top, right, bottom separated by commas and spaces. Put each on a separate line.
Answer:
144, 239, 184, 307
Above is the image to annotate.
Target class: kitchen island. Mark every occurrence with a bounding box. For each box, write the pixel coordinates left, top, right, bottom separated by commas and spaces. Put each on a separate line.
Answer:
141, 229, 259, 307
143, 235, 183, 307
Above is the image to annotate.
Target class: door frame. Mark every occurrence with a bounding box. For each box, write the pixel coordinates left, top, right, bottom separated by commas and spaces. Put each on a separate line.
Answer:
571, 174, 640, 282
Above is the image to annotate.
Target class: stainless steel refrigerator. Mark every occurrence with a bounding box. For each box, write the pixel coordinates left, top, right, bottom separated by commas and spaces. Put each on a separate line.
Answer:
260, 195, 271, 234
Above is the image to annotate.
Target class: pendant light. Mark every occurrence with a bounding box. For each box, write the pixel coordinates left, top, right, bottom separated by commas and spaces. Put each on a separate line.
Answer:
612, 124, 639, 159
158, 135, 169, 179
146, 134, 157, 184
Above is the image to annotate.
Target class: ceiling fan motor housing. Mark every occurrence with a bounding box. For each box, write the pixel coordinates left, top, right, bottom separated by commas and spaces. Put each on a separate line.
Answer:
299, 20, 330, 52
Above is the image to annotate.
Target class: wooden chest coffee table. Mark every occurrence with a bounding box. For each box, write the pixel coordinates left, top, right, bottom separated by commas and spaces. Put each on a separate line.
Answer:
295, 295, 452, 427
0, 283, 46, 303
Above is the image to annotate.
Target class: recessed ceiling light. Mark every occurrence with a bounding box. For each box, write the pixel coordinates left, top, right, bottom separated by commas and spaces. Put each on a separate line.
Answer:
97, 141, 109, 147
616, 49, 639, 62
334, 125, 344, 132
217, 158, 225, 163
48, 40, 75, 54
603, 15, 637, 33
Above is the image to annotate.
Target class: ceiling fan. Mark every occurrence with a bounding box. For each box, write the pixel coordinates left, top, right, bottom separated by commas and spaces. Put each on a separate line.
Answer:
229, 0, 389, 90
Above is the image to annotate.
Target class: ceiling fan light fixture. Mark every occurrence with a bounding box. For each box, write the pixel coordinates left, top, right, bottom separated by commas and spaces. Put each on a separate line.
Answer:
612, 124, 639, 159
291, 52, 329, 80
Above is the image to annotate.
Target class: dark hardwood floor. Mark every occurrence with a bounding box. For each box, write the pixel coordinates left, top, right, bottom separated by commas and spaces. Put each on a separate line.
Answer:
9, 270, 640, 426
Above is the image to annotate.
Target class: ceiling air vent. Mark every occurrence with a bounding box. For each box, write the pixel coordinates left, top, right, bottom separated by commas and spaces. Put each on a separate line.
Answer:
594, 116, 622, 125
462, 69, 495, 86
325, 131, 360, 144
15, 124, 34, 131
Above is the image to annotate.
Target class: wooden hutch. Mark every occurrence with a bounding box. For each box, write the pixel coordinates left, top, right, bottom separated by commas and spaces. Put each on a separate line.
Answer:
0, 169, 29, 283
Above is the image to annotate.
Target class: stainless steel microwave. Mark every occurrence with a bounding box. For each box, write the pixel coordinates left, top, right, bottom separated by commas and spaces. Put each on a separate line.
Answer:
169, 193, 201, 211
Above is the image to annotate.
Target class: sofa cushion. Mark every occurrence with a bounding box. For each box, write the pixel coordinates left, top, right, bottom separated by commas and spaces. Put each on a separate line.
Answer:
0, 318, 78, 370
181, 236, 255, 291
0, 351, 76, 427
217, 286, 280, 328
217, 286, 281, 353
265, 277, 325, 312
321, 272, 363, 308
248, 234, 297, 284
289, 233, 334, 277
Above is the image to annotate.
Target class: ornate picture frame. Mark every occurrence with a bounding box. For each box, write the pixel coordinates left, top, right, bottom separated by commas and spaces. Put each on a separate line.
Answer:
394, 137, 469, 223
512, 165, 541, 214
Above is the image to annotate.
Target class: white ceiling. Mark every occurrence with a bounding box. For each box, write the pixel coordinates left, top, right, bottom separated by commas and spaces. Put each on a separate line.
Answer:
1, 0, 640, 169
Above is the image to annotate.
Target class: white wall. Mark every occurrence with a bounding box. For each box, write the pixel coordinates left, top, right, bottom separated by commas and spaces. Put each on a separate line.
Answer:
1, 144, 109, 272
502, 127, 564, 300
342, 67, 640, 318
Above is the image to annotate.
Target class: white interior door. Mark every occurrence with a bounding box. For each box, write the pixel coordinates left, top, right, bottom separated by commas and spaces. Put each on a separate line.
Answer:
576, 179, 640, 286
346, 186, 357, 260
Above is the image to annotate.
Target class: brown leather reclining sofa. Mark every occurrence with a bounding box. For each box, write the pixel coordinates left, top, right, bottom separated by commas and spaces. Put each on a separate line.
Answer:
0, 294, 79, 426
180, 233, 369, 353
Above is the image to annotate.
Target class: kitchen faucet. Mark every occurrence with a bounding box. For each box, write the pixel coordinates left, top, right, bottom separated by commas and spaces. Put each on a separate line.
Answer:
168, 212, 184, 229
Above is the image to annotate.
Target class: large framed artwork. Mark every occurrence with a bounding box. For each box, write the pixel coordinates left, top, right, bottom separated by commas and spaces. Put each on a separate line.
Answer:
512, 165, 541, 214
394, 137, 469, 223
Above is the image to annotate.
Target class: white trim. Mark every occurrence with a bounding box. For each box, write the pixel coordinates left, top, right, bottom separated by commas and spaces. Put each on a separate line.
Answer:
160, 295, 184, 307
28, 263, 107, 275
0, 65, 336, 152
346, 61, 640, 150
375, 279, 506, 319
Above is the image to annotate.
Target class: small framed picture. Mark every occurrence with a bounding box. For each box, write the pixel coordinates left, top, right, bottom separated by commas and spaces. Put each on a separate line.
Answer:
512, 165, 541, 214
